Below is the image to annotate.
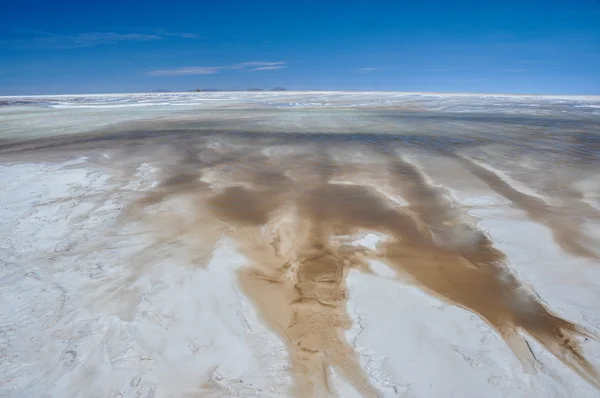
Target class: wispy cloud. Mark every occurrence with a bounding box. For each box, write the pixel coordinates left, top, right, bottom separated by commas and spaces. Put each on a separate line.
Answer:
178, 33, 201, 39
147, 61, 287, 76
2, 30, 199, 49
153, 30, 201, 39
358, 67, 377, 71
237, 61, 286, 67
238, 61, 287, 71
249, 65, 286, 71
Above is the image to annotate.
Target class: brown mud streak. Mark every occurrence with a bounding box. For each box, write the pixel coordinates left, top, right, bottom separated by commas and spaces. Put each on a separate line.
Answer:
212, 189, 380, 397
457, 156, 599, 260
383, 153, 479, 250
125, 143, 600, 393
208, 148, 380, 397
307, 179, 600, 389
377, 153, 600, 386
118, 146, 260, 271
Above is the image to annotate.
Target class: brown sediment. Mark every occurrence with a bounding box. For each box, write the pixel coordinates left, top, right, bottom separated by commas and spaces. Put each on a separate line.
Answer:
205, 154, 381, 396
457, 156, 599, 260
234, 215, 380, 397
381, 152, 480, 250
159, 149, 598, 393
299, 179, 600, 390
121, 141, 600, 394
5, 126, 600, 394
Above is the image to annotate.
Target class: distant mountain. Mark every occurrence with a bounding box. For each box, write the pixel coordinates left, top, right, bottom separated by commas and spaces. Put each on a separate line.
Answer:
151, 89, 171, 93
186, 88, 226, 92
183, 88, 286, 92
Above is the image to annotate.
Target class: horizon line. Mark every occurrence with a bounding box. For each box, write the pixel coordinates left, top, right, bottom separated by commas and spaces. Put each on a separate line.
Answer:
2, 89, 600, 99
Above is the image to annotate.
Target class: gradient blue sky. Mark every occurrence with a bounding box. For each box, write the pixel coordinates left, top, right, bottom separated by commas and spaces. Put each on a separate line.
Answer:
1, 0, 600, 95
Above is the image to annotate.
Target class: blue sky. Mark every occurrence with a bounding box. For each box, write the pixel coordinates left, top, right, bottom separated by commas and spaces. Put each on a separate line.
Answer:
1, 0, 600, 95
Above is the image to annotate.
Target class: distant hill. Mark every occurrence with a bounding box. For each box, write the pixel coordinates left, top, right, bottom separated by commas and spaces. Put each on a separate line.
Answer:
151, 89, 171, 93
187, 89, 225, 92
183, 88, 287, 92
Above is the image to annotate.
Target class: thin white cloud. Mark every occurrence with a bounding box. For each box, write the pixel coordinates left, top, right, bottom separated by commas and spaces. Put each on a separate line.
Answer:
238, 61, 286, 67
2, 30, 199, 49
358, 67, 377, 71
153, 30, 201, 39
248, 65, 286, 71
147, 61, 287, 76
179, 33, 201, 39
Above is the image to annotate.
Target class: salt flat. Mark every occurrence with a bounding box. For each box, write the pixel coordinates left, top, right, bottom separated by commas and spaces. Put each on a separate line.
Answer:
1, 92, 600, 397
